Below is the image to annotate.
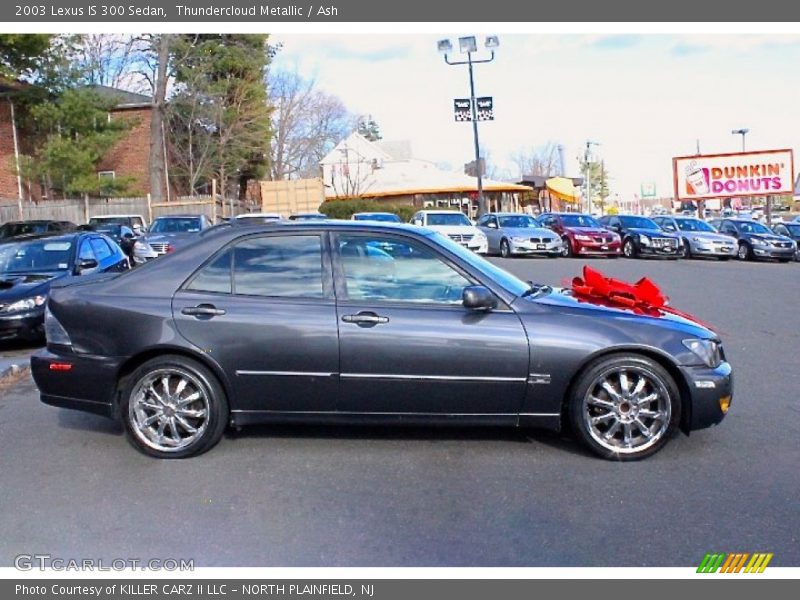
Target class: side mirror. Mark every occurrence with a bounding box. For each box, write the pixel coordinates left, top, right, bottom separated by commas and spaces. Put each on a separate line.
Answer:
413, 219, 423, 227
487, 222, 498, 229
76, 258, 98, 274
123, 232, 135, 239
462, 285, 497, 311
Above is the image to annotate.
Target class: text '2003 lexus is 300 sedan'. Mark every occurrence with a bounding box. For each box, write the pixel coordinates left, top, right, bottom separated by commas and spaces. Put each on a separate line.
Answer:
32, 221, 732, 460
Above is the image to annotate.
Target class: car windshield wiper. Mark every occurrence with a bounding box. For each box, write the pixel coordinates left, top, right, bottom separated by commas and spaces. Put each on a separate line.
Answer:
521, 282, 552, 298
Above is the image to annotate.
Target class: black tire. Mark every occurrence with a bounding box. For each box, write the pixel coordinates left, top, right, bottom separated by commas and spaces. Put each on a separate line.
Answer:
623, 238, 637, 258
718, 256, 731, 261
778, 258, 791, 263
682, 240, 692, 259
561, 237, 574, 258
567, 354, 681, 461
547, 252, 559, 258
120, 355, 229, 458
500, 238, 511, 258
737, 242, 752, 261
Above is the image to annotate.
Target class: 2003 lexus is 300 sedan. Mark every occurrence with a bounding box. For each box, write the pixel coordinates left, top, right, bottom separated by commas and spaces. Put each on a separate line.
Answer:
32, 221, 732, 460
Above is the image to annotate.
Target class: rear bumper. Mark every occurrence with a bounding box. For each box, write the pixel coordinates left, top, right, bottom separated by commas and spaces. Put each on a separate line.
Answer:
679, 361, 733, 430
31, 349, 123, 420
0, 309, 45, 342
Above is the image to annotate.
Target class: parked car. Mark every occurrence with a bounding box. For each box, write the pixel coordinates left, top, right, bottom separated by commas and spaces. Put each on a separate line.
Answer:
599, 215, 683, 259
88, 214, 147, 236
411, 210, 488, 254
82, 223, 137, 264
351, 212, 403, 223
652, 216, 736, 260
32, 220, 732, 460
706, 218, 724, 231
476, 212, 562, 258
538, 212, 621, 258
133, 214, 212, 264
0, 232, 128, 342
0, 220, 76, 240
288, 213, 327, 221
233, 213, 282, 223
770, 221, 800, 260
716, 218, 796, 262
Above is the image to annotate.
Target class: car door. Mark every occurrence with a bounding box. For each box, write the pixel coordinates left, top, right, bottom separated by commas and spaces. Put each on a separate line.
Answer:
478, 215, 501, 253
172, 231, 340, 413
89, 236, 127, 272
332, 231, 529, 416
75, 237, 100, 275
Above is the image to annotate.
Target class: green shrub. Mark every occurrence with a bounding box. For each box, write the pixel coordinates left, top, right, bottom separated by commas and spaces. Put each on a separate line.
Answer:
319, 198, 414, 223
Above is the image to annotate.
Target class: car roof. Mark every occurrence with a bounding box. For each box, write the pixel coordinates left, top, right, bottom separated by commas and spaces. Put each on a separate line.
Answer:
90, 214, 144, 219
200, 219, 425, 239
0, 231, 84, 245
487, 212, 536, 217
543, 212, 593, 217
153, 214, 205, 219
353, 212, 396, 216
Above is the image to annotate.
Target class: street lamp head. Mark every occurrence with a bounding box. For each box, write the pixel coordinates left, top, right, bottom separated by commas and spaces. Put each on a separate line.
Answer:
458, 36, 478, 54
732, 128, 749, 135
437, 39, 453, 54
485, 35, 500, 49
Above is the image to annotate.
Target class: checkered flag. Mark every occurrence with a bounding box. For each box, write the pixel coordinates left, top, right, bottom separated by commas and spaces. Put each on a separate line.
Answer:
476, 97, 494, 121
453, 99, 472, 122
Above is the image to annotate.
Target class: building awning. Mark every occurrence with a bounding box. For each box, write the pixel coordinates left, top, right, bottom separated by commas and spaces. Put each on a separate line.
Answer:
546, 177, 581, 203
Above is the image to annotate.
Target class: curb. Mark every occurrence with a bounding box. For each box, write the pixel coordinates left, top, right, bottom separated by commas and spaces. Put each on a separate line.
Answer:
0, 363, 29, 382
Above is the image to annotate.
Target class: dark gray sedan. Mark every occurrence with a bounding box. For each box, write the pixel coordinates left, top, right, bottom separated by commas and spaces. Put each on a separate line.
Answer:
133, 214, 213, 264
32, 221, 732, 461
476, 212, 563, 257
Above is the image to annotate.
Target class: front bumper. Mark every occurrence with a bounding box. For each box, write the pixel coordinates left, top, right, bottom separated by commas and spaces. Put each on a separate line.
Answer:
638, 243, 681, 257
679, 361, 733, 431
508, 239, 562, 255
573, 240, 622, 255
751, 244, 795, 259
688, 240, 737, 257
31, 349, 123, 419
0, 308, 45, 342
466, 241, 488, 254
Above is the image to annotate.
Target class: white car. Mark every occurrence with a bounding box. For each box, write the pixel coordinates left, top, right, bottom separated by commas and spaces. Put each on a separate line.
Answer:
88, 214, 147, 235
410, 210, 488, 254
234, 212, 283, 223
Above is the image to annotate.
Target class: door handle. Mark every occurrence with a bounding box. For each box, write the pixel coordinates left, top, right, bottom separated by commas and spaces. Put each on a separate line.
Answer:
181, 304, 226, 318
342, 312, 389, 325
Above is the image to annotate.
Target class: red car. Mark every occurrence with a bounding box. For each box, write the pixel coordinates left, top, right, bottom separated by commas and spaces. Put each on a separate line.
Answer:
538, 213, 622, 257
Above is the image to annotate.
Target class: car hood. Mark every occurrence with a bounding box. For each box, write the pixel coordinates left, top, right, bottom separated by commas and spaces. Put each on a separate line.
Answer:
681, 231, 735, 243
0, 272, 65, 302
529, 287, 713, 338
499, 227, 559, 238
626, 227, 679, 238
747, 233, 793, 243
564, 227, 613, 236
426, 225, 482, 236
143, 232, 199, 246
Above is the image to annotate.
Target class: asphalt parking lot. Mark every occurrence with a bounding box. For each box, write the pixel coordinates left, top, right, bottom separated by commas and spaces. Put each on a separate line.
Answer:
0, 256, 798, 567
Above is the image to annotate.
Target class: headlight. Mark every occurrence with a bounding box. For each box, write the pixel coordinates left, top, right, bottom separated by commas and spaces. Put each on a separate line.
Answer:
511, 236, 528, 243
2, 295, 47, 313
683, 338, 723, 368
751, 237, 768, 246
44, 306, 72, 346
638, 234, 651, 245
574, 234, 592, 241
473, 232, 487, 243
134, 240, 152, 252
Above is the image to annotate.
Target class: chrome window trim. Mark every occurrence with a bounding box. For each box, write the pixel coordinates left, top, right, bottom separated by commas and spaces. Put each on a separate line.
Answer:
340, 373, 527, 383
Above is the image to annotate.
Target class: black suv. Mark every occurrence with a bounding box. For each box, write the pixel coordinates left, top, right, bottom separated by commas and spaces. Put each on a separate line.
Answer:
598, 215, 682, 259
717, 219, 795, 262
0, 220, 76, 240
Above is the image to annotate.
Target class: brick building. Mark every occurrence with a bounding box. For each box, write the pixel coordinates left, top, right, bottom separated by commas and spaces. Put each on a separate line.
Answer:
0, 84, 156, 201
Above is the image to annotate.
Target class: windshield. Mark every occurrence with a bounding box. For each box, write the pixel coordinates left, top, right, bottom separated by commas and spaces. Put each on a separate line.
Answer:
560, 214, 601, 228
0, 223, 50, 238
426, 213, 471, 227
620, 216, 660, 230
150, 218, 202, 233
784, 224, 800, 236
0, 239, 73, 273
354, 213, 402, 222
676, 218, 715, 233
498, 215, 540, 229
429, 232, 530, 297
738, 221, 771, 234
90, 217, 129, 227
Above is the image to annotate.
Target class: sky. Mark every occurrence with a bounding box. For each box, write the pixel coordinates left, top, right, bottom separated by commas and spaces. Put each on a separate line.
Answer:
271, 33, 800, 200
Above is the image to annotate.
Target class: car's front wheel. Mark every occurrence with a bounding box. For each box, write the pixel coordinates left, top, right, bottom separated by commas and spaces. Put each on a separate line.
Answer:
500, 238, 512, 258
568, 354, 681, 461
737, 242, 752, 261
120, 355, 229, 458
623, 238, 637, 258
561, 238, 573, 257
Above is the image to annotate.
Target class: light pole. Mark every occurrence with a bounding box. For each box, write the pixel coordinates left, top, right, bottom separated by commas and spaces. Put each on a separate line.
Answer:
732, 128, 749, 152
438, 35, 499, 217
584, 140, 599, 214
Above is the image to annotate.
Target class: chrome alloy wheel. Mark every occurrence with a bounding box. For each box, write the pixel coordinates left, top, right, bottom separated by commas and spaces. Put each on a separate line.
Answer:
582, 366, 671, 455
128, 367, 210, 453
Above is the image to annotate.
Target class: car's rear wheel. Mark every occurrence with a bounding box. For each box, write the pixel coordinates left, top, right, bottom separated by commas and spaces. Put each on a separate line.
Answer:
120, 355, 228, 458
568, 354, 681, 461
500, 238, 511, 258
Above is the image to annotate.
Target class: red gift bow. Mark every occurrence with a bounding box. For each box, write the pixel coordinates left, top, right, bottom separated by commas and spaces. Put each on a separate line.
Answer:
569, 266, 715, 331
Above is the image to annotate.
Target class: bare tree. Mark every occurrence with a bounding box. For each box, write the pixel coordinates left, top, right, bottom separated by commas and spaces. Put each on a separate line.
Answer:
510, 141, 561, 178
71, 34, 150, 92
268, 69, 352, 181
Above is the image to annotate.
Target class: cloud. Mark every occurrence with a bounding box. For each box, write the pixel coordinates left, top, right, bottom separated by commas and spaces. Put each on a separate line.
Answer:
670, 34, 800, 54
589, 35, 642, 50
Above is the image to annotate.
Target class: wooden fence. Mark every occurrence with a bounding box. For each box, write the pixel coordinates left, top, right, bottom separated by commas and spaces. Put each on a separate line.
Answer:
0, 194, 254, 226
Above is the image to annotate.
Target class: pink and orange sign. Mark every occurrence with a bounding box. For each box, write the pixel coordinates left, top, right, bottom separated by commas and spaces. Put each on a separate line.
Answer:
673, 149, 794, 200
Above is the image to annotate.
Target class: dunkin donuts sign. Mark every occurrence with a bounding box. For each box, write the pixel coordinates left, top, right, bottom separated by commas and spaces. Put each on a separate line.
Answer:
673, 149, 795, 200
